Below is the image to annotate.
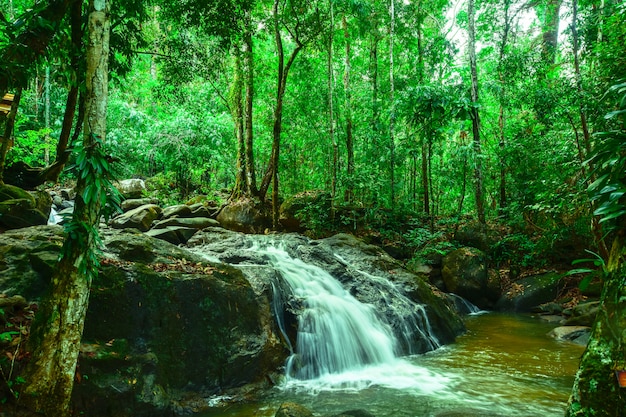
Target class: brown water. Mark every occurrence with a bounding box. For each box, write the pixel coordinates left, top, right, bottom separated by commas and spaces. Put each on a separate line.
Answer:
200, 313, 584, 417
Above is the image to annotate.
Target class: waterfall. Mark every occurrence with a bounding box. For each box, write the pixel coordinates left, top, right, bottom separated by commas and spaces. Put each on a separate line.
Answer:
190, 233, 454, 393
243, 240, 450, 392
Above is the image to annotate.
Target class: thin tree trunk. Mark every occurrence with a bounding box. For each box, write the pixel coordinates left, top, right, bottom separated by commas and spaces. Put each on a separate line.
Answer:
343, 15, 354, 203
243, 13, 257, 195
389, 0, 396, 209
468, 0, 485, 224
421, 136, 429, 215
230, 45, 247, 200
0, 88, 22, 184
21, 2, 110, 416
328, 0, 337, 217
260, 0, 304, 227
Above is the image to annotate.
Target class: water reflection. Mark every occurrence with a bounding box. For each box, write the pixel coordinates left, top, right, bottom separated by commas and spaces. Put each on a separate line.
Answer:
200, 313, 584, 417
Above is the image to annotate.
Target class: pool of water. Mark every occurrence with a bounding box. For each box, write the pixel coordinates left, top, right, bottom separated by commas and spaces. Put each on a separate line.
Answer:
199, 313, 585, 417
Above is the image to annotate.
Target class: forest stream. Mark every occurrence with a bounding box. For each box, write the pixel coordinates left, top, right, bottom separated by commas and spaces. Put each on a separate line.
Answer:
188, 237, 585, 417
201, 313, 584, 417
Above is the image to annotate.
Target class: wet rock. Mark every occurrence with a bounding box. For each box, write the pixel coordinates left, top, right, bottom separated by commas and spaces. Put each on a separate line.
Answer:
496, 272, 564, 312
275, 402, 314, 417
153, 216, 220, 230
121, 197, 160, 212
563, 301, 600, 327
0, 198, 48, 229
0, 225, 64, 300
441, 247, 499, 309
548, 326, 591, 346
145, 225, 197, 244
0, 185, 50, 229
110, 204, 162, 232
1, 226, 287, 417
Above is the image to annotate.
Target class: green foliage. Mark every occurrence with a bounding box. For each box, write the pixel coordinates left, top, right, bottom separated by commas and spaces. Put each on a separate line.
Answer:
404, 225, 455, 267
587, 81, 626, 230
61, 136, 122, 280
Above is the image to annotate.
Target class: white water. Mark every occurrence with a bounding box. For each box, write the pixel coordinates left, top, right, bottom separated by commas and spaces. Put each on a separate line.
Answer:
246, 241, 456, 395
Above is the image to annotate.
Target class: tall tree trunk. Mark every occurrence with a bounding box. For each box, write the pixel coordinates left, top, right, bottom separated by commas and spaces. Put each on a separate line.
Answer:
389, 0, 396, 209
328, 0, 337, 217
497, 0, 511, 217
421, 136, 429, 215
468, 0, 485, 224
20, 2, 111, 415
230, 45, 248, 200
0, 88, 22, 184
541, 0, 561, 66
243, 12, 257, 196
566, 236, 626, 416
259, 0, 303, 227
343, 15, 354, 203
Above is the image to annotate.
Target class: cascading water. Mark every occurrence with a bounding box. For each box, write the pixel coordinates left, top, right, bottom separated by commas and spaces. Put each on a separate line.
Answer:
241, 239, 452, 393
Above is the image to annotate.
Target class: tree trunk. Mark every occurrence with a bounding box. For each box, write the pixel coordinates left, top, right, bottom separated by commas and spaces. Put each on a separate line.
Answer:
389, 0, 396, 209
468, 0, 485, 224
20, 2, 110, 415
328, 0, 337, 217
230, 44, 248, 200
0, 88, 22, 184
260, 0, 303, 227
421, 136, 429, 215
566, 237, 626, 416
243, 15, 257, 196
541, 0, 561, 66
343, 15, 354, 203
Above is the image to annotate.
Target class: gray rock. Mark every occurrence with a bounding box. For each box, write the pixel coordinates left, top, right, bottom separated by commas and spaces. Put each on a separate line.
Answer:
564, 301, 600, 327
121, 198, 160, 212
162, 204, 193, 219
216, 199, 271, 233
548, 326, 591, 346
0, 198, 48, 229
116, 178, 146, 199
145, 226, 197, 244
153, 216, 220, 230
110, 204, 162, 232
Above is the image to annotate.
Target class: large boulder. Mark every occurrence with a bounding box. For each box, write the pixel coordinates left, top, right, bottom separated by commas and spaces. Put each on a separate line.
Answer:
495, 271, 564, 312
0, 226, 287, 417
279, 191, 330, 232
110, 204, 162, 232
217, 198, 271, 233
441, 247, 500, 309
0, 184, 49, 230
116, 179, 146, 199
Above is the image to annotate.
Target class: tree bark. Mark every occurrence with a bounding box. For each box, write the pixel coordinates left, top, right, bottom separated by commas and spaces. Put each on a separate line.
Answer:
541, 0, 561, 66
468, 0, 485, 224
566, 236, 626, 416
260, 0, 304, 228
328, 0, 337, 217
389, 0, 396, 209
230, 44, 248, 200
243, 13, 257, 196
20, 2, 110, 415
0, 88, 22, 184
343, 15, 354, 203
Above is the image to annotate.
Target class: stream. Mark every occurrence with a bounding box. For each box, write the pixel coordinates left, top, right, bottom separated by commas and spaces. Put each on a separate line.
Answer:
189, 237, 584, 417
200, 313, 583, 416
